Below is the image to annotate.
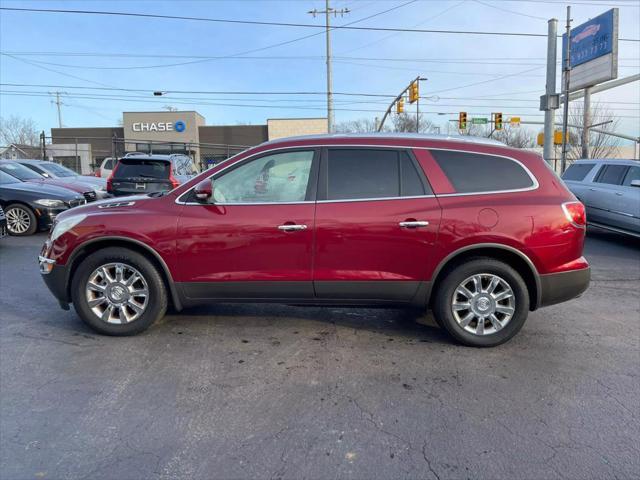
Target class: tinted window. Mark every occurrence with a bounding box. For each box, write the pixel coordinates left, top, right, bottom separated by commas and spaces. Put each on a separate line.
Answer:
0, 162, 43, 181
104, 159, 115, 169
114, 159, 171, 179
213, 150, 314, 203
430, 150, 534, 193
562, 163, 594, 181
0, 170, 20, 184
401, 152, 427, 196
622, 166, 640, 187
595, 165, 628, 185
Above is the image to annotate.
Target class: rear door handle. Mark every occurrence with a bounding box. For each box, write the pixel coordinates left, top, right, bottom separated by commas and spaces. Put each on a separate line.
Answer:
399, 221, 429, 228
277, 224, 307, 232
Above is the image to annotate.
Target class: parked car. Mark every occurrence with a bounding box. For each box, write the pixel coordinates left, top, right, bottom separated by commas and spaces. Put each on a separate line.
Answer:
0, 170, 86, 236
0, 206, 7, 239
96, 157, 116, 178
39, 134, 590, 347
562, 159, 640, 238
0, 160, 99, 202
107, 154, 197, 196
16, 160, 109, 199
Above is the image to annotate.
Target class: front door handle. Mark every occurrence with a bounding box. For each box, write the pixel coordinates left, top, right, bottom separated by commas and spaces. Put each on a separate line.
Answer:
277, 224, 307, 232
399, 221, 429, 228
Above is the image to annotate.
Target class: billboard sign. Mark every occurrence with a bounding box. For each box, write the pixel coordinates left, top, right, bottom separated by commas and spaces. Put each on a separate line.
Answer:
562, 8, 618, 91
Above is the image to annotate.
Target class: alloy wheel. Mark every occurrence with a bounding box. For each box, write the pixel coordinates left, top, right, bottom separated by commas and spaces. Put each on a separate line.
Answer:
6, 207, 31, 234
85, 263, 149, 324
451, 273, 515, 336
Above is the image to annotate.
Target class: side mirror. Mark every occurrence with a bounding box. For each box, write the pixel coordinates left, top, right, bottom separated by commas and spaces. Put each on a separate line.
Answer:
630, 179, 640, 188
194, 179, 213, 201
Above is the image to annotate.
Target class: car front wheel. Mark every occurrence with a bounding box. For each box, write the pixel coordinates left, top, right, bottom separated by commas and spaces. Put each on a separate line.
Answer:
433, 258, 529, 347
5, 204, 37, 236
71, 247, 167, 335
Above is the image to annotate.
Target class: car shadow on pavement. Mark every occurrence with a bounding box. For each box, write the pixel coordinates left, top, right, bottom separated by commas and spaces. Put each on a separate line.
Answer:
159, 303, 455, 345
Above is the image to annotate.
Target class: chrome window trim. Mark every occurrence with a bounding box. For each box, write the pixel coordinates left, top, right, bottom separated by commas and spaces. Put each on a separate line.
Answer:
175, 143, 539, 205
316, 194, 436, 204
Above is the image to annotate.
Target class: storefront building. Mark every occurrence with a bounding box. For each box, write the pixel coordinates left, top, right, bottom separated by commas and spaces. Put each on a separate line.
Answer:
50, 111, 327, 173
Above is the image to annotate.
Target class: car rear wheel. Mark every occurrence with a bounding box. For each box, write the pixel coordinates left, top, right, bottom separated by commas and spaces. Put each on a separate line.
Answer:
5, 204, 37, 236
71, 247, 167, 335
433, 258, 529, 347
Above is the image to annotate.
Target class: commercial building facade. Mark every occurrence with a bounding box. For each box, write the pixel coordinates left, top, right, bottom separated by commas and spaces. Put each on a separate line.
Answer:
50, 111, 327, 173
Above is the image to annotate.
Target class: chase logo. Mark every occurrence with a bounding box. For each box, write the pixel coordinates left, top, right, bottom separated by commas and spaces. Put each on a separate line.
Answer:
174, 120, 186, 132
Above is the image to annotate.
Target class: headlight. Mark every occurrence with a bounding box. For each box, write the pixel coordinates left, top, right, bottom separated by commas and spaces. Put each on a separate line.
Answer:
51, 214, 87, 241
35, 199, 65, 208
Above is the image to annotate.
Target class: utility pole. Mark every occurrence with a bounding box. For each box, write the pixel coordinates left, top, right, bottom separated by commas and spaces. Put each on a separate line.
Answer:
541, 18, 558, 165
560, 6, 572, 174
581, 87, 591, 158
309, 1, 350, 133
49, 91, 65, 128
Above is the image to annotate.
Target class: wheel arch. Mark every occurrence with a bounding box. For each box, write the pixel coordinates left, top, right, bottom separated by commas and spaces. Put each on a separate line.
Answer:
66, 236, 182, 310
428, 243, 541, 311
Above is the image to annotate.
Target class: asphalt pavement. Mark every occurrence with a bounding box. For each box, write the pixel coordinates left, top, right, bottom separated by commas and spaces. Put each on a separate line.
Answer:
1, 229, 638, 480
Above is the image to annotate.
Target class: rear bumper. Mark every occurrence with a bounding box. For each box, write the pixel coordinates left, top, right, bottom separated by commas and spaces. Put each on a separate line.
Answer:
538, 267, 590, 308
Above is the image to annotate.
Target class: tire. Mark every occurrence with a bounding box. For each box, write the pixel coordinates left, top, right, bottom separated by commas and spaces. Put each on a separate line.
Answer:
432, 258, 529, 347
71, 247, 168, 335
5, 203, 37, 236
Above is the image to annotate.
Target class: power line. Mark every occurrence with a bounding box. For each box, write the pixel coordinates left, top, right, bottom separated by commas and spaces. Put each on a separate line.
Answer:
3, 92, 638, 119
2, 7, 638, 41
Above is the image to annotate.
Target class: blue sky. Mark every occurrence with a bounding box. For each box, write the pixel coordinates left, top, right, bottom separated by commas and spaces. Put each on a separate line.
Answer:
0, 0, 638, 138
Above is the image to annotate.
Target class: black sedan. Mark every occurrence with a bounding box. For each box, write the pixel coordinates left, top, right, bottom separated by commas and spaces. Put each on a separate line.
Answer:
0, 170, 86, 236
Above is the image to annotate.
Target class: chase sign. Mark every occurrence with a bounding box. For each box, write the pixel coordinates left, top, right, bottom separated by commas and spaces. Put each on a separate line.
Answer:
132, 120, 187, 133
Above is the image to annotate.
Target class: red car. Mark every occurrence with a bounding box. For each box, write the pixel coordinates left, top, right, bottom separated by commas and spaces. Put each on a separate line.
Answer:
39, 134, 590, 347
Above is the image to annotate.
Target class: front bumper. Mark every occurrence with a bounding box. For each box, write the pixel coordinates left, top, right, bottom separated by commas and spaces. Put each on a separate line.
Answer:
538, 267, 591, 308
39, 257, 71, 309
35, 207, 68, 231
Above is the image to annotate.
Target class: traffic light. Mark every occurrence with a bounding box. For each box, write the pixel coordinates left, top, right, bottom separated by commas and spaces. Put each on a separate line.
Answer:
459, 111, 467, 129
409, 81, 419, 104
494, 112, 503, 130
396, 97, 404, 114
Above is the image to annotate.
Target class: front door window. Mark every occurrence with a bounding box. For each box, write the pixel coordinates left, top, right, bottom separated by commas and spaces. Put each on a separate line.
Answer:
213, 151, 314, 203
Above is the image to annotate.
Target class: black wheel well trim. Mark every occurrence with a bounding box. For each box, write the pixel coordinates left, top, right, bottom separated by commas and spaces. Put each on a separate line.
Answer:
426, 243, 541, 311
66, 236, 182, 311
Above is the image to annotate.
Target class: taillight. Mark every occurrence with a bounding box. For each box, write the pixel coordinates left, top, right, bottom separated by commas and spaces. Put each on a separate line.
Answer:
106, 162, 119, 193
169, 171, 180, 189
562, 201, 586, 228
95, 170, 101, 177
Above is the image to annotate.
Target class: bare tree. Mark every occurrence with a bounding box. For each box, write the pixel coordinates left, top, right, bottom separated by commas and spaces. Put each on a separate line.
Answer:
391, 113, 436, 134
567, 102, 620, 159
491, 127, 536, 148
335, 117, 384, 133
0, 116, 40, 146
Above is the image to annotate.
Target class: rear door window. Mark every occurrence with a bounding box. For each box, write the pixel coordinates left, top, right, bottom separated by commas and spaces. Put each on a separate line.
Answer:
430, 150, 534, 193
562, 163, 594, 181
115, 159, 171, 179
594, 165, 629, 185
324, 149, 430, 201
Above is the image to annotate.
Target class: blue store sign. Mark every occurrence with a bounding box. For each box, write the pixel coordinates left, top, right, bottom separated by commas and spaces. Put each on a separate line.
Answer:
562, 9, 616, 68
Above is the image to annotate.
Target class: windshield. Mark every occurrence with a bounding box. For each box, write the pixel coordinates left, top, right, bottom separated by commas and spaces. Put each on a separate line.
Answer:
41, 162, 78, 177
114, 159, 171, 179
0, 170, 21, 185
0, 162, 44, 181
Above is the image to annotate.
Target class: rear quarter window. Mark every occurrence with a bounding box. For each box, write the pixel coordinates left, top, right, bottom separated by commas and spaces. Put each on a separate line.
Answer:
562, 163, 594, 181
430, 150, 535, 194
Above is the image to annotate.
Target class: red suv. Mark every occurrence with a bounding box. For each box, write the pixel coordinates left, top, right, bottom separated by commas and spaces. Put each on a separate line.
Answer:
39, 134, 590, 347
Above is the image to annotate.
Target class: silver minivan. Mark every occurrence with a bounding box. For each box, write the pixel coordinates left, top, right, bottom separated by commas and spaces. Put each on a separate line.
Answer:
562, 159, 640, 237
